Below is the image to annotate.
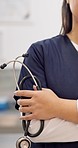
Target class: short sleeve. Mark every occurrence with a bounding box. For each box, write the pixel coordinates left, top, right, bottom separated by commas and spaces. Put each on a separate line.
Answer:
14, 43, 47, 109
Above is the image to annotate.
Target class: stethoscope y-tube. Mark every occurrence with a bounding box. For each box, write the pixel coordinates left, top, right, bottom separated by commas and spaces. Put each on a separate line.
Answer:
0, 53, 44, 148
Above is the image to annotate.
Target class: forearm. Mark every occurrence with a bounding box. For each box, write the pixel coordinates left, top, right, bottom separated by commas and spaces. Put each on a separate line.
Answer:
15, 89, 78, 123
56, 98, 78, 123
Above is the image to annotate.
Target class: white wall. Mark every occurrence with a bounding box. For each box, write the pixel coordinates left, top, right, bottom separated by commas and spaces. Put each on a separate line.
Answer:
0, 0, 62, 65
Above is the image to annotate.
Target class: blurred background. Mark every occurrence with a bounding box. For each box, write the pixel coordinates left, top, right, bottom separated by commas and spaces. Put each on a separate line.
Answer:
0, 0, 62, 147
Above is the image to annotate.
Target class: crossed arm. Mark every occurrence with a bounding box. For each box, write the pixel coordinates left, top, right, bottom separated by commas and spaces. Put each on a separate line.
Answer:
14, 88, 78, 123
14, 88, 78, 142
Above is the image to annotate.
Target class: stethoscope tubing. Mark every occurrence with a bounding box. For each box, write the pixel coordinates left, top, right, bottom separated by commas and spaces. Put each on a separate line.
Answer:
0, 55, 44, 138
19, 75, 44, 137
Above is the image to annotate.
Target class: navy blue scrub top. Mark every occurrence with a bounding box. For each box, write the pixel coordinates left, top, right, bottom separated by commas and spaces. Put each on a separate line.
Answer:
15, 34, 78, 148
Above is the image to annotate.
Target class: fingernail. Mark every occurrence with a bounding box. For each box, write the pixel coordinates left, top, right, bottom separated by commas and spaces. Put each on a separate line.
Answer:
14, 91, 17, 95
19, 107, 20, 110
17, 99, 20, 105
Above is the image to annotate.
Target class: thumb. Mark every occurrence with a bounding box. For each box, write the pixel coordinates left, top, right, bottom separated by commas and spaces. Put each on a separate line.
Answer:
42, 88, 47, 91
33, 85, 37, 91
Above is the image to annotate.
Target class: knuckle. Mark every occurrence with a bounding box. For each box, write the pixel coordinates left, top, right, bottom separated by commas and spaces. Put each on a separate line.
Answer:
33, 112, 37, 119
26, 115, 32, 120
34, 92, 38, 97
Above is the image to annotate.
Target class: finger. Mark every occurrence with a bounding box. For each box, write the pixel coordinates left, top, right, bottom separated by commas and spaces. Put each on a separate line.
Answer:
19, 106, 33, 113
33, 85, 37, 91
42, 88, 47, 91
17, 99, 32, 106
14, 90, 35, 97
19, 113, 35, 120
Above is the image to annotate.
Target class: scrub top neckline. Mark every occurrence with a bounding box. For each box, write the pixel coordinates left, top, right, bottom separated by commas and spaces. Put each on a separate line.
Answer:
64, 34, 78, 53
71, 41, 78, 52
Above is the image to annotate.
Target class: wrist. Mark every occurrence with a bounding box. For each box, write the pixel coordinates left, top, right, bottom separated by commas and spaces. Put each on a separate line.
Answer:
54, 98, 78, 123
50, 96, 61, 118
54, 97, 62, 118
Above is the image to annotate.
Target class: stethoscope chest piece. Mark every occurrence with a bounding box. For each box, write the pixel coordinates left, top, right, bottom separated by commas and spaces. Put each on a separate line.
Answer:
16, 136, 31, 148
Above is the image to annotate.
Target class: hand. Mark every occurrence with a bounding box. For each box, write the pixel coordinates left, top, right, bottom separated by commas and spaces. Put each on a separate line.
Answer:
14, 88, 60, 120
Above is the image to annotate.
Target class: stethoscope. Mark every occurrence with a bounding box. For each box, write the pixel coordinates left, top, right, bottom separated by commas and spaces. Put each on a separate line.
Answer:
0, 53, 44, 148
